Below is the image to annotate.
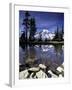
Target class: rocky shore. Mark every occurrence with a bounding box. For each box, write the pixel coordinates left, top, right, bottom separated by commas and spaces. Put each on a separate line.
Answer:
19, 63, 64, 79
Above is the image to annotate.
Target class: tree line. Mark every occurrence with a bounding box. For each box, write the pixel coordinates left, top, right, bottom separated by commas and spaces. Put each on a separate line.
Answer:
20, 11, 64, 45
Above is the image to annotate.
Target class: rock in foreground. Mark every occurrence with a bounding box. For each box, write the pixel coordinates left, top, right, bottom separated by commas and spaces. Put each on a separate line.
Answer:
19, 63, 64, 79
39, 64, 46, 69
28, 67, 40, 72
19, 69, 29, 79
36, 70, 48, 78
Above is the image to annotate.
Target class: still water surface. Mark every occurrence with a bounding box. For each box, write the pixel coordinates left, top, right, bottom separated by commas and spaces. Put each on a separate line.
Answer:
19, 44, 64, 71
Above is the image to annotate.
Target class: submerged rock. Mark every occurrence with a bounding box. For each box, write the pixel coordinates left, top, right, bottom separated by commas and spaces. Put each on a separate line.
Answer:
36, 70, 48, 78
48, 70, 58, 78
28, 67, 40, 72
57, 66, 63, 72
39, 64, 46, 69
19, 69, 29, 79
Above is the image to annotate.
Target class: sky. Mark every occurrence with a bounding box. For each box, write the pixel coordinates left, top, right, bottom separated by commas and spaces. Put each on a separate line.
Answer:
19, 10, 64, 34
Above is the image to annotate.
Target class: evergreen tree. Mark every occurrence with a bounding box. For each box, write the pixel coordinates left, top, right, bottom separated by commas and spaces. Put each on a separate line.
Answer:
59, 26, 64, 41
54, 25, 64, 41
54, 26, 59, 41
29, 18, 36, 41
22, 11, 30, 41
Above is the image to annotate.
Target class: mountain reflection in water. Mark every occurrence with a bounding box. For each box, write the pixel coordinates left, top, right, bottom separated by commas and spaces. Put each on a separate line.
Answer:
19, 44, 64, 71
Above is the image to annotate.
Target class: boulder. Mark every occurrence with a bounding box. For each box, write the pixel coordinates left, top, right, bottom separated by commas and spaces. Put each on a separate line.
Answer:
19, 69, 29, 79
48, 70, 58, 78
36, 70, 48, 78
57, 66, 63, 72
39, 64, 46, 69
28, 67, 40, 72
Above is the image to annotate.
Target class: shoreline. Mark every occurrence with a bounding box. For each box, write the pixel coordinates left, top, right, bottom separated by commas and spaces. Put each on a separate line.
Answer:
20, 41, 64, 45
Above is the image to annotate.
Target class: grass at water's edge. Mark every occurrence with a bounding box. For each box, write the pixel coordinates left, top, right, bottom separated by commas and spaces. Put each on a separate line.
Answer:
20, 41, 64, 45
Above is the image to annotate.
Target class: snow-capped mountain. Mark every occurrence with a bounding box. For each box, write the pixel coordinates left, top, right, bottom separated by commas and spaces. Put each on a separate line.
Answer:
34, 32, 40, 39
41, 29, 50, 41
34, 29, 55, 40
